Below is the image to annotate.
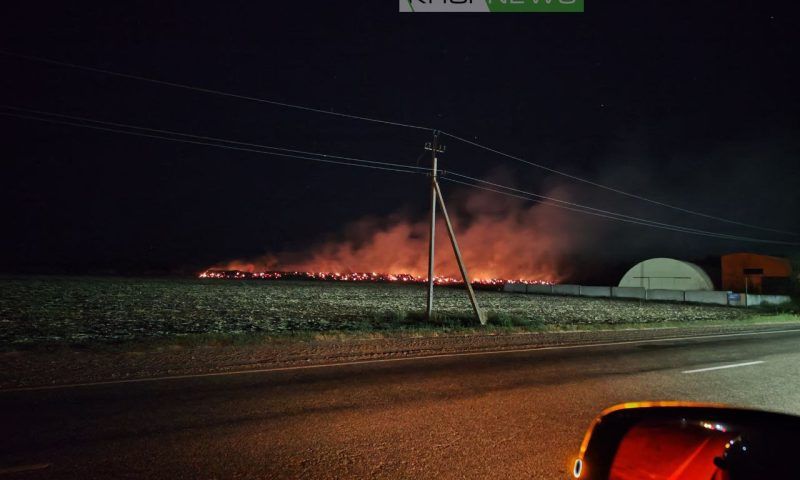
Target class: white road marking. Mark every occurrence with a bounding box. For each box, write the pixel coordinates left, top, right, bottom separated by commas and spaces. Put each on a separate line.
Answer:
682, 361, 765, 374
0, 464, 50, 475
1, 328, 797, 393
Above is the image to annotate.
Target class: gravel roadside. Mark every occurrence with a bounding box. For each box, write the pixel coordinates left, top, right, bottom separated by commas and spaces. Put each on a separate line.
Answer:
3, 320, 799, 390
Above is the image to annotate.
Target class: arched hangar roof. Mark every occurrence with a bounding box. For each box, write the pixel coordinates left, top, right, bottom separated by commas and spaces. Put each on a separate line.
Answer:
619, 258, 714, 291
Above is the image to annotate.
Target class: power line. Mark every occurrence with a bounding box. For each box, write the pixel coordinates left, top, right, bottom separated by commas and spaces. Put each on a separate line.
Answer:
0, 111, 425, 176
442, 176, 798, 245
440, 130, 799, 237
3, 103, 795, 245
444, 171, 792, 244
0, 50, 432, 132
0, 105, 429, 173
3, 105, 795, 245
440, 176, 800, 246
4, 50, 794, 237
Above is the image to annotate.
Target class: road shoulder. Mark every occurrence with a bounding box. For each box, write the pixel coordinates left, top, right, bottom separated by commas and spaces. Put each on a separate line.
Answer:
3, 319, 800, 390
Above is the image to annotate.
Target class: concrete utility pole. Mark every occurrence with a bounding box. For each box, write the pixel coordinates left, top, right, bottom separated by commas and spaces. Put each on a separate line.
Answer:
424, 131, 487, 325
425, 132, 443, 320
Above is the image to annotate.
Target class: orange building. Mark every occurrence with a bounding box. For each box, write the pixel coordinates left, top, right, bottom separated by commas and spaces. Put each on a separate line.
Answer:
721, 253, 792, 294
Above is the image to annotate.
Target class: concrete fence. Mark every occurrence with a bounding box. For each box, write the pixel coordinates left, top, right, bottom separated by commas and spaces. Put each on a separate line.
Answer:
612, 287, 646, 300
746, 294, 793, 307
684, 290, 730, 306
646, 289, 686, 302
553, 284, 581, 296
527, 284, 553, 295
504, 282, 527, 294
502, 282, 792, 308
579, 286, 611, 298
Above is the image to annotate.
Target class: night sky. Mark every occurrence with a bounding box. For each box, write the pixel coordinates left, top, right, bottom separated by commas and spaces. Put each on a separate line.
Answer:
1, 1, 798, 282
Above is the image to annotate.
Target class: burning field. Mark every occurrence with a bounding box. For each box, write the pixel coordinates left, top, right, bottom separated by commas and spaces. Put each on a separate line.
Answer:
0, 276, 750, 347
197, 269, 547, 287
204, 182, 585, 285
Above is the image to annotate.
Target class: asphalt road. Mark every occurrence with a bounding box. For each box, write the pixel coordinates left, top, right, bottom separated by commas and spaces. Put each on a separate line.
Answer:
2, 328, 800, 479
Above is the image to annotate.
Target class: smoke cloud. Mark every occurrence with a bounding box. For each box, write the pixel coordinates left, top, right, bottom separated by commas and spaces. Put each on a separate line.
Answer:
217, 179, 588, 283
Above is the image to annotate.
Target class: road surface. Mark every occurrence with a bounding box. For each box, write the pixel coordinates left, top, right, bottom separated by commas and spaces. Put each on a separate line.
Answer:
2, 328, 800, 479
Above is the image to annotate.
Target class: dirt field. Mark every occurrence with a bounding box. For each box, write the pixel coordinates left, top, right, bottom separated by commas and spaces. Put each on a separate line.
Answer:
0, 276, 752, 347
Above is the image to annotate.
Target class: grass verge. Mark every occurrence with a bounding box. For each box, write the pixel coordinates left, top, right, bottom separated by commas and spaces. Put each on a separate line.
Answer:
6, 311, 799, 354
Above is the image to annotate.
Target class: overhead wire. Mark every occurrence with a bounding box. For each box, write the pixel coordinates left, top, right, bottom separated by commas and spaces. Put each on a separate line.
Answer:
0, 110, 424, 176
439, 176, 799, 245
439, 130, 799, 237
2, 49, 795, 236
2, 103, 797, 245
0, 105, 429, 173
443, 171, 796, 244
2, 104, 796, 245
0, 50, 432, 132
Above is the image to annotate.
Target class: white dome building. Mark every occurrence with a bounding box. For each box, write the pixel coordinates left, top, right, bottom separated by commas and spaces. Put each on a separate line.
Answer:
619, 258, 714, 291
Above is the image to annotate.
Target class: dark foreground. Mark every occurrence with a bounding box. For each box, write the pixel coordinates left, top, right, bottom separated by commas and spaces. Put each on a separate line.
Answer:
2, 328, 800, 479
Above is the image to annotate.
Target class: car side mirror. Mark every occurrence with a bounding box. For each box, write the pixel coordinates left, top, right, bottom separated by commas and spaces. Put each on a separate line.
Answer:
573, 402, 800, 480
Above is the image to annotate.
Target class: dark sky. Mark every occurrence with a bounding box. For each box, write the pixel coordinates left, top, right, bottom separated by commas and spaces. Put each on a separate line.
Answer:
1, 1, 798, 279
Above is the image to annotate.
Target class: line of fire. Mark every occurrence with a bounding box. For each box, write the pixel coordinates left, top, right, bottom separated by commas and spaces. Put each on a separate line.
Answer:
197, 269, 550, 287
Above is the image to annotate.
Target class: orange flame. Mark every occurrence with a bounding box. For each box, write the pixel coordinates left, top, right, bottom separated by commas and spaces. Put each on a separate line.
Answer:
208, 182, 580, 283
